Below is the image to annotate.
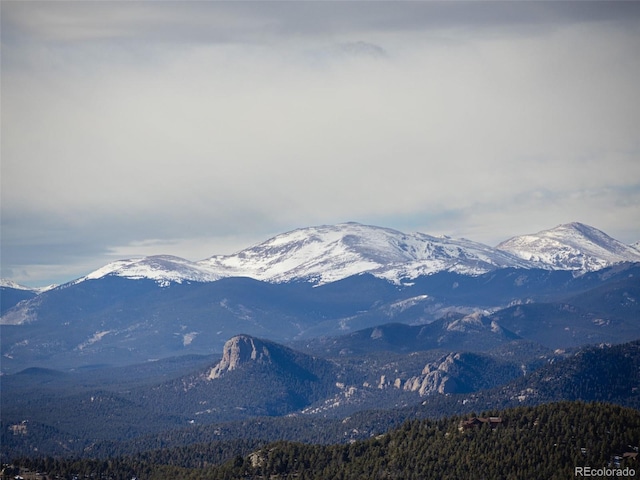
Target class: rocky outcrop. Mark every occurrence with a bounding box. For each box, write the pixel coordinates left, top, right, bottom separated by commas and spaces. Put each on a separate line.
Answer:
400, 351, 524, 396
207, 335, 272, 379
403, 353, 463, 395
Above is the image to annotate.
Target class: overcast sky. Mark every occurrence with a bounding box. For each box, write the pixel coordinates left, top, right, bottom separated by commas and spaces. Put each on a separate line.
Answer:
2, 1, 640, 287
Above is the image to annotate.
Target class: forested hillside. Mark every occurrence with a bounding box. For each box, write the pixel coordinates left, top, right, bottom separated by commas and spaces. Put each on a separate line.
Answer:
9, 402, 640, 480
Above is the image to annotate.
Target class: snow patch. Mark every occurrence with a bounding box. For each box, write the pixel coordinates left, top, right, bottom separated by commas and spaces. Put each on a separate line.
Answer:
182, 332, 199, 346
77, 331, 112, 351
82, 255, 221, 286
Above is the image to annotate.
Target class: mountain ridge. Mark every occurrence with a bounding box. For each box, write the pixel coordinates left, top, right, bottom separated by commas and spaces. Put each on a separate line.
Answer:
497, 222, 640, 272
4, 335, 640, 459
2, 262, 639, 373
198, 222, 536, 285
8, 221, 636, 290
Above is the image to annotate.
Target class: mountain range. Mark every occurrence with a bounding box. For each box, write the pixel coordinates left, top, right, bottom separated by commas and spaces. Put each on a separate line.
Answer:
76, 221, 640, 283
2, 333, 640, 458
1, 221, 639, 373
2, 220, 640, 462
6, 221, 638, 292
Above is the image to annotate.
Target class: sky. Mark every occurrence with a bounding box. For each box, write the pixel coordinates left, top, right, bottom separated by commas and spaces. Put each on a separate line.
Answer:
2, 1, 640, 287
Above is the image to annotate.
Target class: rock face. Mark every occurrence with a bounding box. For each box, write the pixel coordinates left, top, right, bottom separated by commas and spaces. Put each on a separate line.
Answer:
207, 335, 272, 379
401, 351, 522, 396
403, 353, 463, 395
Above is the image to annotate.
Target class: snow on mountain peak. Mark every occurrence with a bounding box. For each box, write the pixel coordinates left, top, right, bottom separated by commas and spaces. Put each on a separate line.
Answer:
0, 279, 56, 294
496, 222, 640, 272
82, 255, 221, 286
62, 221, 639, 288
198, 222, 533, 285
199, 222, 405, 284
1, 279, 33, 291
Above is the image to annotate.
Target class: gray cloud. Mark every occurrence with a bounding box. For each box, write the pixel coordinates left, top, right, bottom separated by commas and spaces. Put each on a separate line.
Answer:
2, 1, 639, 286
4, 2, 638, 45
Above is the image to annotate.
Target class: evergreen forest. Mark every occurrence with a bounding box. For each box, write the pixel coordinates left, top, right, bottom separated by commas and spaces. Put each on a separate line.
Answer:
6, 401, 640, 480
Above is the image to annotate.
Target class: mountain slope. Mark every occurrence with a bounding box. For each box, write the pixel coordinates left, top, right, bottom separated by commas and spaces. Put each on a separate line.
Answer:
0, 334, 530, 454
497, 222, 640, 272
0, 283, 38, 315
0, 280, 58, 315
3, 264, 639, 373
81, 255, 222, 285
4, 338, 640, 459
445, 340, 640, 416
295, 316, 522, 358
198, 222, 535, 284
215, 402, 640, 480
484, 269, 640, 349
146, 335, 341, 421
6, 402, 640, 477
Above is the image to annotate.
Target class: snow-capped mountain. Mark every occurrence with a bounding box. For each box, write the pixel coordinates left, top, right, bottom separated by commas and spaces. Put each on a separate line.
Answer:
0, 279, 32, 291
1, 280, 41, 317
79, 255, 221, 286
198, 222, 534, 285
74, 222, 536, 287
71, 222, 640, 287
496, 222, 640, 272
0, 279, 56, 294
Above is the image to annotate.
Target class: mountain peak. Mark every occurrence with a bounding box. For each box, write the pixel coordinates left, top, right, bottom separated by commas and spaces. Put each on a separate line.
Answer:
52, 221, 640, 289
553, 222, 614, 239
1, 279, 33, 291
497, 222, 640, 272
199, 222, 533, 285
207, 335, 272, 379
0, 279, 56, 294
82, 255, 221, 286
